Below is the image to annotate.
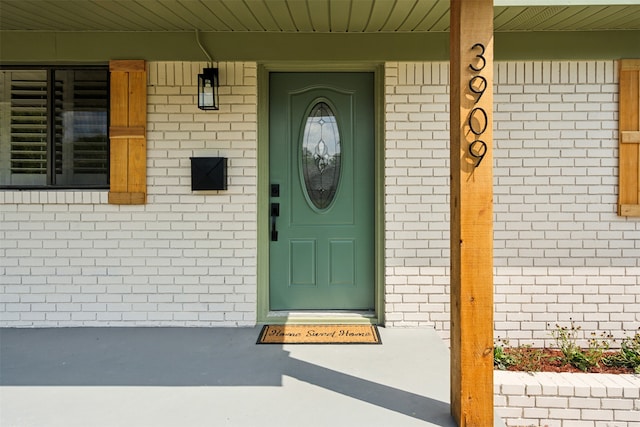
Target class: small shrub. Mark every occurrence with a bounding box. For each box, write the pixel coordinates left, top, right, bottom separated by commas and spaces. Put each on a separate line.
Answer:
493, 338, 551, 372
603, 331, 640, 374
550, 322, 609, 372
509, 345, 550, 373
494, 339, 515, 370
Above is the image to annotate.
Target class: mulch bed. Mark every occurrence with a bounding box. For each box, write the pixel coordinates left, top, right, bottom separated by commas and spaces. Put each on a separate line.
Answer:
504, 348, 634, 374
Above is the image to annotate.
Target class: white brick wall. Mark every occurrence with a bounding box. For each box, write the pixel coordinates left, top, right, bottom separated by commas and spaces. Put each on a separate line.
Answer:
495, 371, 640, 427
384, 61, 640, 344
0, 62, 258, 326
2, 60, 639, 343
384, 62, 451, 331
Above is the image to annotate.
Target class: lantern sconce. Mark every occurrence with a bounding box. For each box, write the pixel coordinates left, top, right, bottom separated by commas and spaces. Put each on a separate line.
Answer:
195, 30, 219, 111
198, 68, 219, 110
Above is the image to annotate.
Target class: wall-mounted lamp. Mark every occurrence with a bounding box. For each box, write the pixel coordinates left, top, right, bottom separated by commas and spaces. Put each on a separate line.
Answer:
196, 30, 219, 111
198, 68, 219, 110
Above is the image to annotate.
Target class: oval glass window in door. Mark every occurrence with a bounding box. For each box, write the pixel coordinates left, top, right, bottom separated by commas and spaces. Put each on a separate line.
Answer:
301, 102, 341, 210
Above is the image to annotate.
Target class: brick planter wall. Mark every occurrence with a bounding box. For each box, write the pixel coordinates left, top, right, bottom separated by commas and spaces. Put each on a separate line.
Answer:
495, 371, 640, 427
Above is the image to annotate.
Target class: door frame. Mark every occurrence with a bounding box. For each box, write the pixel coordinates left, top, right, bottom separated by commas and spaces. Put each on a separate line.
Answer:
257, 62, 385, 325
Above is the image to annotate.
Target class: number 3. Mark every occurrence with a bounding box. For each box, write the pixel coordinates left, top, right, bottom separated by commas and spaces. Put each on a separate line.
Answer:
469, 43, 486, 72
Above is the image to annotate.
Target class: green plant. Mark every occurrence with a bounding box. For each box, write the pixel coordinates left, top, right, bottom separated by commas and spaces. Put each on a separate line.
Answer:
550, 322, 609, 372
509, 345, 549, 373
494, 339, 516, 370
494, 339, 551, 372
603, 331, 640, 374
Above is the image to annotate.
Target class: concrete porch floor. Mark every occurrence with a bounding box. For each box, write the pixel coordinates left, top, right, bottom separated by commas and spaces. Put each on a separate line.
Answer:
0, 327, 502, 427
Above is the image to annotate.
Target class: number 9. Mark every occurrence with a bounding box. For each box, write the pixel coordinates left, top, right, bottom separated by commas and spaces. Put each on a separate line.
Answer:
469, 140, 487, 168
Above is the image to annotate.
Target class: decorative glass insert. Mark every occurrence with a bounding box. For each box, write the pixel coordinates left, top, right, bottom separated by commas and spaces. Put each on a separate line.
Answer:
301, 102, 341, 210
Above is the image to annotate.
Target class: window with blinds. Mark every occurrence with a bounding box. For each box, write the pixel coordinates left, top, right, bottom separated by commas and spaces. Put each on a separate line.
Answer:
0, 71, 48, 185
0, 67, 109, 188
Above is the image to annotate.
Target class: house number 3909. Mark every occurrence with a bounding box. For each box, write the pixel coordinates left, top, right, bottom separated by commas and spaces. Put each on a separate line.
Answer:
468, 43, 488, 168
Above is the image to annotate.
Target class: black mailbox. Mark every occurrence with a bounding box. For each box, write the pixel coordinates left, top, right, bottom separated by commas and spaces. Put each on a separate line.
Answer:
190, 157, 227, 191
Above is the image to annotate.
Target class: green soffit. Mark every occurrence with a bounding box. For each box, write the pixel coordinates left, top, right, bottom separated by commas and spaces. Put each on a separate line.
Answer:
1, 31, 639, 63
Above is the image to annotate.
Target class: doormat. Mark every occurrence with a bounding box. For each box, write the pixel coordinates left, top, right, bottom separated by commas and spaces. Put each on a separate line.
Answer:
257, 324, 381, 344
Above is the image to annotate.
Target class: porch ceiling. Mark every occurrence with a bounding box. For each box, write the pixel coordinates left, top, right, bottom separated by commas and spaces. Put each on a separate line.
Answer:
1, 0, 639, 33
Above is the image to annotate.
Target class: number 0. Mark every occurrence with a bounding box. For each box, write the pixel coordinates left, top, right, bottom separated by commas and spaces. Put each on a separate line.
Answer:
468, 107, 488, 136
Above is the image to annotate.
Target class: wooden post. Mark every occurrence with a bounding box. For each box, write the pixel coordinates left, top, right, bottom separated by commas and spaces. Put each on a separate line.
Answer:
450, 0, 494, 426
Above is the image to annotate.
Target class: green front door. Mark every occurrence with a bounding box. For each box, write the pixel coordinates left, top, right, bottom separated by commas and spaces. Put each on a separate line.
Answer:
269, 72, 374, 311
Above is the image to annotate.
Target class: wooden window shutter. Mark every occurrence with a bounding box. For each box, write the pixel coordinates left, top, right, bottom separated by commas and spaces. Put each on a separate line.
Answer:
618, 59, 640, 217
108, 60, 147, 205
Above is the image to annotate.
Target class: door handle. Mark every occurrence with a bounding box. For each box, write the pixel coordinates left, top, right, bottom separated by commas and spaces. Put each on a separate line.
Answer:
271, 203, 279, 241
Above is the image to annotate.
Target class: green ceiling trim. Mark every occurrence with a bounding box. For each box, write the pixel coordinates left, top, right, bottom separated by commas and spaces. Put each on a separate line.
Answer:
495, 0, 640, 5
496, 30, 640, 59
1, 31, 638, 63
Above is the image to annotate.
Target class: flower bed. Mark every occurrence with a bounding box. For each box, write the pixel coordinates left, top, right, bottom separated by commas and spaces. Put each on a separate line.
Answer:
494, 325, 640, 374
